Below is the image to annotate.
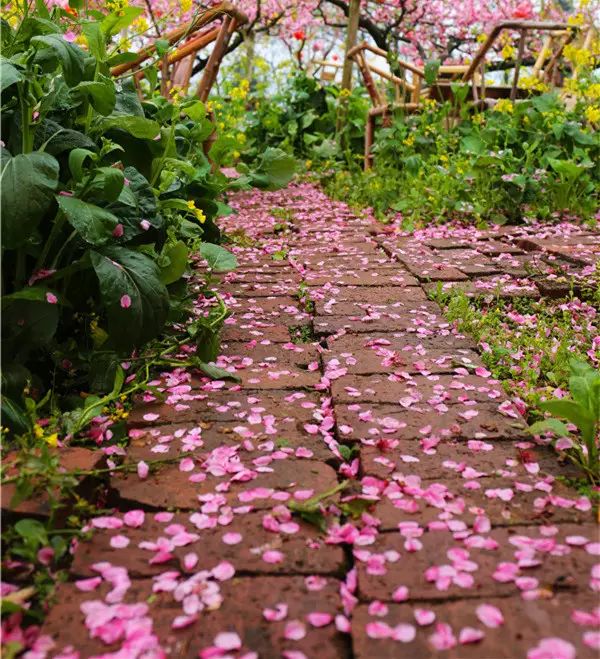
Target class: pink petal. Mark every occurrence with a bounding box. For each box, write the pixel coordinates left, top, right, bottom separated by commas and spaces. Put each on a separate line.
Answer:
75, 577, 102, 592
110, 535, 130, 549
123, 510, 145, 528
223, 532, 243, 545
414, 609, 436, 626
262, 550, 284, 564
284, 620, 306, 640
392, 623, 416, 642
476, 604, 504, 628
459, 627, 485, 644
214, 631, 242, 650
307, 612, 332, 627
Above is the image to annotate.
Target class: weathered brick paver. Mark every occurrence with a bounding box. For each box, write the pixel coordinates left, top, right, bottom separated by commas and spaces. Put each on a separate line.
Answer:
40, 183, 598, 657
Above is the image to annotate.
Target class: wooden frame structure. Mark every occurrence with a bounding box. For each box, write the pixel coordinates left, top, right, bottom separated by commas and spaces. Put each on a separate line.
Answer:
110, 2, 248, 100
351, 20, 578, 170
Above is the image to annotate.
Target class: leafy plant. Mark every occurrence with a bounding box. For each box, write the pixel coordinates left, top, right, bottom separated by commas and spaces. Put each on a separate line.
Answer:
530, 359, 600, 483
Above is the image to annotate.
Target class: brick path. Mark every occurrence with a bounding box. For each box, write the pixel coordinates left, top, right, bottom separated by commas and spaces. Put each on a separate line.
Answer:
41, 183, 598, 658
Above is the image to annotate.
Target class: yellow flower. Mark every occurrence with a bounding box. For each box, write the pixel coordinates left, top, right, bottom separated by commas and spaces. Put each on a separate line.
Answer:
339, 88, 351, 98
186, 200, 197, 211
232, 150, 240, 159
194, 209, 206, 223
181, 0, 192, 12
34, 424, 44, 439
494, 99, 514, 114
585, 105, 600, 123
237, 133, 247, 145
584, 83, 600, 100
305, 160, 312, 169
476, 33, 487, 44
567, 13, 584, 27
403, 135, 415, 147
45, 433, 58, 447
501, 44, 515, 60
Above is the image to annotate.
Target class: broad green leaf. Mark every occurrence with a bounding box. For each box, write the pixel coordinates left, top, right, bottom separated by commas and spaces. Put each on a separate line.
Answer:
69, 148, 96, 181
107, 52, 139, 67
548, 158, 585, 181
199, 243, 237, 272
539, 399, 594, 426
0, 58, 22, 92
100, 115, 160, 139
31, 34, 85, 86
1, 296, 59, 351
424, 59, 441, 85
105, 166, 160, 239
248, 147, 296, 191
81, 21, 105, 59
89, 246, 169, 350
529, 418, 570, 438
101, 6, 143, 38
461, 135, 485, 155
1, 152, 59, 249
14, 519, 48, 546
155, 38, 169, 56
92, 166, 125, 201
0, 395, 30, 434
195, 360, 240, 382
159, 241, 188, 285
56, 196, 118, 245
73, 75, 116, 115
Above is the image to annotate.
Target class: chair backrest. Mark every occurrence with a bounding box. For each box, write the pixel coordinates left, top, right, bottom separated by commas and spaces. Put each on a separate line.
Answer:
461, 20, 578, 101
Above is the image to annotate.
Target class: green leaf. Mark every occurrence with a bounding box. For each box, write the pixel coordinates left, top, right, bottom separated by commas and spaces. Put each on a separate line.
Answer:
31, 34, 85, 86
249, 147, 296, 191
107, 51, 139, 67
81, 21, 105, 59
0, 58, 22, 92
424, 59, 441, 85
195, 361, 240, 382
101, 6, 143, 38
14, 519, 48, 547
461, 135, 485, 155
539, 399, 593, 427
529, 418, 571, 438
89, 246, 169, 350
73, 75, 116, 115
92, 166, 125, 202
548, 158, 585, 182
199, 243, 237, 272
69, 148, 96, 181
0, 152, 59, 249
35, 119, 97, 155
100, 115, 160, 139
155, 38, 169, 56
56, 196, 118, 245
159, 241, 188, 285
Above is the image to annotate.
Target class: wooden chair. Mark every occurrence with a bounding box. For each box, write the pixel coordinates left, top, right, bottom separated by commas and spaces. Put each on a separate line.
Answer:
348, 42, 470, 169
430, 20, 578, 107
351, 21, 578, 169
311, 59, 343, 83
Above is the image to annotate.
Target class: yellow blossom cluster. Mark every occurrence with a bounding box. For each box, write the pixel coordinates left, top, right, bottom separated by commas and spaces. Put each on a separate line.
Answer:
186, 200, 206, 223
494, 99, 514, 114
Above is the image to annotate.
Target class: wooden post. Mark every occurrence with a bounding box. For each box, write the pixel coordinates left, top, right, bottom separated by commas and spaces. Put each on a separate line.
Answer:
337, 0, 361, 134
196, 15, 234, 101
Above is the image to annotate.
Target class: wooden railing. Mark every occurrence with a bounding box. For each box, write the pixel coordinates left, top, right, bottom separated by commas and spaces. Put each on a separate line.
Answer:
111, 2, 248, 100
348, 20, 580, 169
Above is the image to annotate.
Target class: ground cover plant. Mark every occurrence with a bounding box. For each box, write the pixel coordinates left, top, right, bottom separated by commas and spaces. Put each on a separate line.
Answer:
434, 287, 600, 484
1, 0, 599, 656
